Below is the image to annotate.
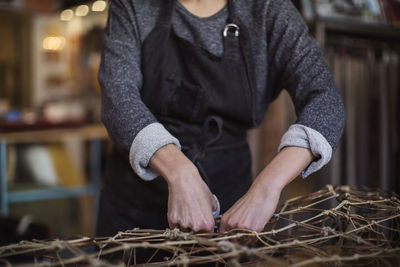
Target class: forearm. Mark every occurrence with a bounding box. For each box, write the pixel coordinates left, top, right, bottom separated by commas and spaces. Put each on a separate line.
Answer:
251, 146, 314, 193
149, 144, 198, 185
99, 0, 155, 155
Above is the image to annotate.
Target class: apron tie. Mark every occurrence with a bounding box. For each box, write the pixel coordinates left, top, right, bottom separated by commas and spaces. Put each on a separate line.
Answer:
182, 116, 246, 186
183, 116, 224, 162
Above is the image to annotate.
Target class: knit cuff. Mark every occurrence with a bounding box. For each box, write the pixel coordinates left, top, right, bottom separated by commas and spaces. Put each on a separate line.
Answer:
129, 123, 181, 181
278, 124, 332, 178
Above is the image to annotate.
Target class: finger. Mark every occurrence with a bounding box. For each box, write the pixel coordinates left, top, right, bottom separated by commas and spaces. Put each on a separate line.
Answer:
168, 212, 180, 230
204, 217, 216, 233
176, 218, 191, 232
226, 217, 241, 232
219, 215, 231, 233
237, 218, 253, 230
168, 217, 175, 229
169, 221, 178, 230
193, 221, 214, 233
219, 216, 226, 233
179, 226, 191, 233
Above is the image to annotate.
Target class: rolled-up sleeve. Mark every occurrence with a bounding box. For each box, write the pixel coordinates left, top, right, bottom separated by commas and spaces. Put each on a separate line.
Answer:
99, 0, 180, 180
266, 0, 345, 177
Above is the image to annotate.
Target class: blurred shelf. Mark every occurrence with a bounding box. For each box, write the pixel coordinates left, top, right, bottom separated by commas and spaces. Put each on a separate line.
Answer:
0, 124, 107, 216
308, 17, 400, 42
0, 124, 108, 144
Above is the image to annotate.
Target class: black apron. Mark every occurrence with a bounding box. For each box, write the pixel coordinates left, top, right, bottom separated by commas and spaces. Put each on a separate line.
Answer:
96, 0, 257, 237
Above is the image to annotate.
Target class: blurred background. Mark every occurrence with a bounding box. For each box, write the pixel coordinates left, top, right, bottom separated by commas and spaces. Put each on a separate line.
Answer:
0, 0, 399, 244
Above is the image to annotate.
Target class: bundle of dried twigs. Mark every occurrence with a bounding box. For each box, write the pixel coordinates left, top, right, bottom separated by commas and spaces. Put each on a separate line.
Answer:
0, 185, 399, 266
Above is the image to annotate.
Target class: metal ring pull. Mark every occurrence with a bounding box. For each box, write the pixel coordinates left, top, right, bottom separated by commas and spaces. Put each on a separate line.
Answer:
223, 23, 240, 37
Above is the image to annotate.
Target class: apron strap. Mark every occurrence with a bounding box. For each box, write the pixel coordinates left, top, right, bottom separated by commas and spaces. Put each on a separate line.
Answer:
227, 0, 237, 24
156, 0, 175, 28
223, 0, 241, 61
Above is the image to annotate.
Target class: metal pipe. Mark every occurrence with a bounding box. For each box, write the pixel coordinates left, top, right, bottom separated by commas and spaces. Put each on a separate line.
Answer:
0, 140, 8, 216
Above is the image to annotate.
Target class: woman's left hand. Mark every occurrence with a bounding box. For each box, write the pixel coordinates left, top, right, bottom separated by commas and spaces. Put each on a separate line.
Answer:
219, 146, 314, 233
219, 183, 281, 233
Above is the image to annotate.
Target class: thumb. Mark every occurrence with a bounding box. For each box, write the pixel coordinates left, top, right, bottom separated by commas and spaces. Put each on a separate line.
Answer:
219, 216, 226, 233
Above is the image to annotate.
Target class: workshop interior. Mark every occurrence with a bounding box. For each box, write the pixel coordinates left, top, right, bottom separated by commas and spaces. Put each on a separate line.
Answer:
0, 0, 399, 265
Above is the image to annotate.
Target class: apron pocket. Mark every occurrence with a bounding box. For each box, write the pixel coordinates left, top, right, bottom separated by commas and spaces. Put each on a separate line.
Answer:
167, 74, 206, 121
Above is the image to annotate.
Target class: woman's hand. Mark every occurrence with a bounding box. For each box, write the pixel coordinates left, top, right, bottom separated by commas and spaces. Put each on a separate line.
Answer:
219, 182, 281, 232
220, 146, 314, 233
167, 166, 216, 232
149, 144, 216, 232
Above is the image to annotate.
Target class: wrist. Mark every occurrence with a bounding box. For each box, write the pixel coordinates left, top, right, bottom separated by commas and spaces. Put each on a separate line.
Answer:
251, 146, 314, 195
149, 144, 199, 186
165, 161, 199, 186
252, 174, 284, 196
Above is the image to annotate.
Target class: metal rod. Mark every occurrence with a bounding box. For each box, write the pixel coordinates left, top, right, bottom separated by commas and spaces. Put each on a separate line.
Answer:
89, 139, 101, 186
0, 140, 8, 216
89, 138, 101, 232
7, 186, 96, 203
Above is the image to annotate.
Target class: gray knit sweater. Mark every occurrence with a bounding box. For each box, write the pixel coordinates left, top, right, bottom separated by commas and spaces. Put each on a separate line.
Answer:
98, 0, 345, 180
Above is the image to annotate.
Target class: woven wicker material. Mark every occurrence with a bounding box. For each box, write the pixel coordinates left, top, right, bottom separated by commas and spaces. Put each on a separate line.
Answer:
1, 185, 399, 266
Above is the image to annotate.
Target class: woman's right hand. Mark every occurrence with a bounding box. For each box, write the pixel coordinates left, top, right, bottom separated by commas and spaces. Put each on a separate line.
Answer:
149, 144, 216, 232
